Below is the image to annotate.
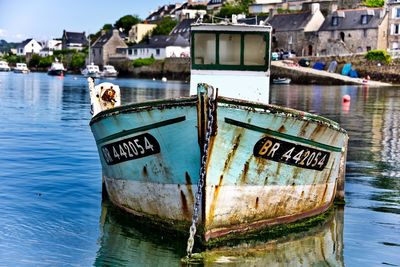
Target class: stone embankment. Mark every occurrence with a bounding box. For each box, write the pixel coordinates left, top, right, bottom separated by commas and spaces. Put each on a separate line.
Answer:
271, 61, 391, 87
111, 58, 190, 81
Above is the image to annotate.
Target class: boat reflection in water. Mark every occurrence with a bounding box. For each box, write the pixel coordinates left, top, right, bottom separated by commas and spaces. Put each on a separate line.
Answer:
95, 200, 344, 266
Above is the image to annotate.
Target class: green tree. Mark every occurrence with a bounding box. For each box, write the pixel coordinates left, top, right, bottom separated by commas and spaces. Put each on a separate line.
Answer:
89, 24, 114, 43
70, 52, 86, 69
215, 0, 254, 18
363, 0, 384, 7
28, 54, 41, 68
38, 56, 53, 68
151, 17, 177, 36
114, 15, 142, 35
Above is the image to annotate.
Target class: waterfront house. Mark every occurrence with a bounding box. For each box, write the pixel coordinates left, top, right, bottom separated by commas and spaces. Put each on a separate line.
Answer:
128, 23, 157, 44
146, 4, 181, 23
61, 30, 88, 50
91, 29, 128, 67
388, 0, 400, 53
268, 3, 325, 56
317, 7, 388, 56
170, 18, 196, 40
207, 0, 228, 12
127, 34, 190, 60
173, 1, 208, 21
16, 39, 42, 56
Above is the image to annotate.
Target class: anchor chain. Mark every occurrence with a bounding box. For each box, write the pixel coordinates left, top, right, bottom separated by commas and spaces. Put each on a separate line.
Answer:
186, 87, 215, 258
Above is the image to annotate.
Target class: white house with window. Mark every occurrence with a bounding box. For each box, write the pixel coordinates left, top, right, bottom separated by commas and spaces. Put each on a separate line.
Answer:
127, 35, 190, 60
16, 39, 42, 56
388, 0, 400, 51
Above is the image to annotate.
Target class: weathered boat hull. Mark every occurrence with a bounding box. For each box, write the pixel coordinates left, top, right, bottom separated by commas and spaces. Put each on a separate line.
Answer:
90, 93, 348, 243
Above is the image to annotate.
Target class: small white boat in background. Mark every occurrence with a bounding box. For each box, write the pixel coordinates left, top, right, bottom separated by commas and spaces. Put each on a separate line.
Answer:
272, 77, 291, 84
0, 61, 11, 72
101, 65, 118, 77
13, 63, 30, 74
82, 63, 101, 78
47, 59, 65, 76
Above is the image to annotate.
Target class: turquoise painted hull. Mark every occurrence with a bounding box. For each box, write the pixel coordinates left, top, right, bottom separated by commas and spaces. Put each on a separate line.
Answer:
90, 95, 348, 242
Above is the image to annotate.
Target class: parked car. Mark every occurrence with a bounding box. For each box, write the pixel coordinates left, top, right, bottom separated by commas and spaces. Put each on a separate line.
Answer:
271, 52, 279, 61
282, 51, 296, 59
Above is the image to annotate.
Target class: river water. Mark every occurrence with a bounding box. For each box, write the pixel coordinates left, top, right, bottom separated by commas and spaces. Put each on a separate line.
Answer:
0, 72, 398, 266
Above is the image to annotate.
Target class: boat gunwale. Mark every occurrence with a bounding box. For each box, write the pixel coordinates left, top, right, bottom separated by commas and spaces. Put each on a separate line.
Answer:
217, 96, 348, 135
90, 95, 347, 135
89, 96, 198, 126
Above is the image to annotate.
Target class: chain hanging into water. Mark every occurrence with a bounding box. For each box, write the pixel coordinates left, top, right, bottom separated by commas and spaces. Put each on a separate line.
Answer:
186, 86, 215, 258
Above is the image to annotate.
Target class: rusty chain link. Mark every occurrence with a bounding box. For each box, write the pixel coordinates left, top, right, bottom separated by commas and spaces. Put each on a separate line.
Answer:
186, 85, 215, 258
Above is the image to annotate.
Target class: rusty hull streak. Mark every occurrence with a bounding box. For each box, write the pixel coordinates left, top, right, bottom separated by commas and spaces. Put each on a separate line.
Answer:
185, 172, 195, 205
207, 175, 224, 225
180, 190, 190, 220
205, 200, 333, 241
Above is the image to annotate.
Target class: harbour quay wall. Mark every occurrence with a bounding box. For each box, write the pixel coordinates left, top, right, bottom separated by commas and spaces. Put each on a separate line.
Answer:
284, 55, 400, 84
110, 55, 400, 84
110, 57, 190, 81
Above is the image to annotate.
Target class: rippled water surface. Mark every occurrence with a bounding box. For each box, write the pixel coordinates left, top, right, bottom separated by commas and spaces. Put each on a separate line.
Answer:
0, 73, 398, 266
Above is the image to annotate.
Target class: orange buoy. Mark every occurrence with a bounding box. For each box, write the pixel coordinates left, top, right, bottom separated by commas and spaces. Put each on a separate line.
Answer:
342, 95, 351, 103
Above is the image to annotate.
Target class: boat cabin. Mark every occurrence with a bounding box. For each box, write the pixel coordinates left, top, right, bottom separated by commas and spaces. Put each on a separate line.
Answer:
190, 23, 272, 104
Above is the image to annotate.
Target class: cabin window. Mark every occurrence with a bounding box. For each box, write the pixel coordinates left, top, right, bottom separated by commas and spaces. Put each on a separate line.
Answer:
194, 33, 216, 65
192, 31, 269, 71
219, 34, 241, 65
244, 34, 265, 66
156, 49, 160, 55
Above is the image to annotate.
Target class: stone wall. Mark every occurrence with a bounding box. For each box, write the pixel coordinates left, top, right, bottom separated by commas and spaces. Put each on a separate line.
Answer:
110, 57, 190, 80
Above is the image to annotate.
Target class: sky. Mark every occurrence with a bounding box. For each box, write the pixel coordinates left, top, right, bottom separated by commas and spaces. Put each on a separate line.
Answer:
0, 0, 172, 42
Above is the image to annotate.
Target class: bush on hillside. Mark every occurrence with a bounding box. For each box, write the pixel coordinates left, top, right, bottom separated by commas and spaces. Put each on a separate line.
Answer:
132, 57, 156, 67
363, 0, 384, 7
365, 50, 391, 64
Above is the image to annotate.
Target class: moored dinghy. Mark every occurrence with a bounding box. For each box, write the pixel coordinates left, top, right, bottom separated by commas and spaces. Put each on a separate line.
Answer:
88, 22, 348, 254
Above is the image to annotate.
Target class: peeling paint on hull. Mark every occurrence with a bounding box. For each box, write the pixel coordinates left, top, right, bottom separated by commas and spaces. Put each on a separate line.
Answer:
90, 95, 348, 244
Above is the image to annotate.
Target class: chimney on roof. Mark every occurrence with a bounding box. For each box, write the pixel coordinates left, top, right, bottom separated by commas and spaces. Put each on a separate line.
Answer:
112, 29, 119, 36
330, 3, 338, 13
268, 8, 276, 21
311, 3, 320, 14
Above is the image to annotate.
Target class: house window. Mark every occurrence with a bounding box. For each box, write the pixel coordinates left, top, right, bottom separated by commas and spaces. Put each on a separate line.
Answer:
392, 42, 399, 50
366, 46, 371, 51
156, 49, 160, 55
392, 24, 400, 35
332, 17, 339, 26
364, 29, 368, 37
396, 8, 400, 18
288, 35, 293, 45
340, 32, 345, 42
361, 15, 368, 25
134, 49, 137, 55
128, 49, 132, 55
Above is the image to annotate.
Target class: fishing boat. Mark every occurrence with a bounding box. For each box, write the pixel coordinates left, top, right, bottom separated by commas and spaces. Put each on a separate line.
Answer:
88, 22, 348, 254
272, 77, 291, 84
82, 63, 101, 78
47, 59, 65, 76
13, 63, 30, 74
101, 65, 118, 77
0, 61, 11, 72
